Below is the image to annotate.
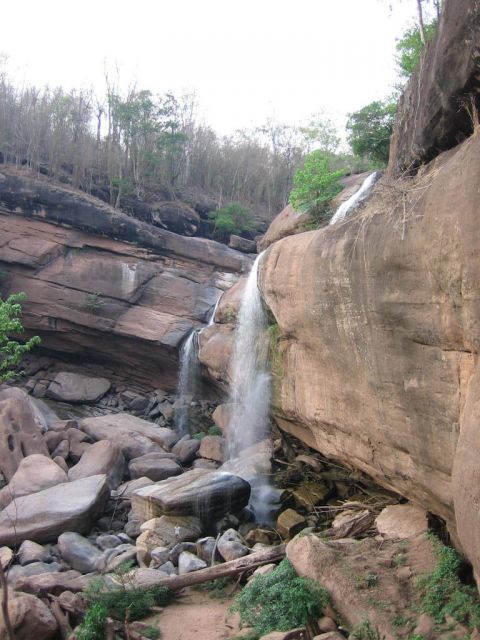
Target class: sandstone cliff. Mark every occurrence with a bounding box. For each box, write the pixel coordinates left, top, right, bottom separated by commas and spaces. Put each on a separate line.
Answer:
0, 168, 251, 389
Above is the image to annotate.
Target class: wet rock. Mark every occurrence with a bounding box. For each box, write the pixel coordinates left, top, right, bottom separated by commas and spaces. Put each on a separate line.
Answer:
58, 532, 104, 573
171, 437, 201, 464
196, 536, 216, 564
80, 413, 177, 459
136, 516, 203, 566
375, 504, 428, 540
0, 592, 58, 640
131, 468, 250, 522
218, 528, 250, 562
113, 477, 154, 500
18, 540, 52, 565
198, 435, 227, 462
276, 509, 307, 539
46, 372, 111, 404
129, 454, 182, 482
0, 396, 49, 481
211, 404, 232, 431
68, 440, 125, 488
0, 454, 67, 508
178, 551, 207, 574
7, 561, 62, 588
0, 474, 109, 545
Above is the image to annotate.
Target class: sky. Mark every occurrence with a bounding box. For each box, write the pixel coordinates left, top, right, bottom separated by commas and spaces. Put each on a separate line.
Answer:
2, 0, 421, 136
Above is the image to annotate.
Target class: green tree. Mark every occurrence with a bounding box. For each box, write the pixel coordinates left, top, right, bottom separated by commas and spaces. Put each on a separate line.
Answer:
289, 150, 344, 216
346, 101, 397, 165
208, 202, 255, 241
396, 20, 437, 78
0, 293, 40, 382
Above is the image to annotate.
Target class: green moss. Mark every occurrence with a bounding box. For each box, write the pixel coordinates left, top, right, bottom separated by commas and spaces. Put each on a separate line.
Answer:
416, 535, 480, 629
352, 619, 385, 640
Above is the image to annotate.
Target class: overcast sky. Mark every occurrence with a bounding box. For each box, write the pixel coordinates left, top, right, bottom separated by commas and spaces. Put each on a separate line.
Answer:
2, 0, 422, 135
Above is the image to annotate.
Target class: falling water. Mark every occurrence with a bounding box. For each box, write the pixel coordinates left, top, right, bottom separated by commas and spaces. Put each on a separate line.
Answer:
329, 171, 380, 225
173, 330, 199, 435
223, 252, 279, 523
227, 253, 270, 458
174, 295, 221, 435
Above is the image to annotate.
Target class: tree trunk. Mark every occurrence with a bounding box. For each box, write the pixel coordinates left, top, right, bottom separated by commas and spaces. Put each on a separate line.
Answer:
416, 0, 426, 44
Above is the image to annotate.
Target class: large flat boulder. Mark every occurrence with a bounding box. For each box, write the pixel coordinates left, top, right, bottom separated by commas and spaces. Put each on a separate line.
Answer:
0, 474, 109, 545
131, 468, 250, 522
46, 372, 111, 403
79, 413, 177, 459
68, 440, 125, 488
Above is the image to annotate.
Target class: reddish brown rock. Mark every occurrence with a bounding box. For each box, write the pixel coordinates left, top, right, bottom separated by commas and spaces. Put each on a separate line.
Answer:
198, 323, 234, 387
0, 592, 57, 640
68, 440, 126, 488
0, 454, 67, 507
46, 371, 111, 403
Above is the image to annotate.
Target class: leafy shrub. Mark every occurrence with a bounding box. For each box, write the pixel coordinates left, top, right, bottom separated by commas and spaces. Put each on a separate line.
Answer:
416, 535, 480, 629
352, 620, 385, 640
208, 203, 255, 241
396, 21, 437, 78
192, 431, 206, 440
289, 151, 344, 221
0, 293, 40, 382
208, 426, 223, 436
346, 101, 396, 165
230, 559, 329, 638
82, 293, 105, 315
76, 603, 109, 640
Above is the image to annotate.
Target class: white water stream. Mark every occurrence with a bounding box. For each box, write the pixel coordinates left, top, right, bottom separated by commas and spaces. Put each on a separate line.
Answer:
329, 171, 380, 225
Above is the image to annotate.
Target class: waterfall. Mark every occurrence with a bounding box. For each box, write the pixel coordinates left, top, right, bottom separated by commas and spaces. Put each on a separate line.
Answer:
223, 252, 278, 524
227, 253, 270, 458
174, 296, 221, 435
173, 330, 199, 435
329, 171, 380, 225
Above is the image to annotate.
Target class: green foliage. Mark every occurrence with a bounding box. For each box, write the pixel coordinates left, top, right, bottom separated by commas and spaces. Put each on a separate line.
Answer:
416, 535, 480, 629
346, 101, 396, 165
230, 559, 329, 638
76, 603, 109, 640
142, 626, 161, 640
82, 293, 105, 315
352, 619, 385, 640
268, 323, 282, 377
0, 293, 40, 382
289, 151, 344, 221
396, 21, 438, 78
192, 431, 206, 440
208, 203, 255, 241
208, 425, 223, 436
364, 573, 379, 588
198, 576, 234, 601
78, 563, 175, 639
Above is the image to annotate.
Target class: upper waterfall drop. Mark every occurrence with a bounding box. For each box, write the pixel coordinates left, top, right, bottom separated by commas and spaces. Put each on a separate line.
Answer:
227, 252, 270, 458
329, 171, 380, 225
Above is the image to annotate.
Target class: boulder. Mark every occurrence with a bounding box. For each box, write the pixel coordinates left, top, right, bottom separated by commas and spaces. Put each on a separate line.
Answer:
136, 515, 203, 566
217, 528, 250, 562
197, 323, 235, 387
96, 534, 122, 550
211, 403, 232, 431
68, 440, 125, 488
198, 435, 227, 462
196, 536, 217, 564
178, 551, 207, 574
0, 387, 55, 432
13, 569, 93, 597
58, 532, 105, 573
0, 547, 12, 569
131, 468, 250, 522
112, 477, 154, 500
258, 203, 306, 252
0, 454, 67, 507
46, 372, 111, 403
214, 280, 246, 325
169, 542, 197, 565
171, 437, 201, 464
229, 235, 257, 253
375, 504, 428, 540
150, 201, 200, 236
129, 454, 182, 482
104, 544, 137, 572
18, 540, 52, 565
0, 474, 109, 545
79, 413, 177, 459
0, 397, 49, 481
276, 509, 307, 539
0, 592, 57, 640
7, 562, 62, 588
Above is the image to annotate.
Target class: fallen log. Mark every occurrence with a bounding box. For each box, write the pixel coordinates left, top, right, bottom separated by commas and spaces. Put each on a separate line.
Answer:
137, 543, 286, 591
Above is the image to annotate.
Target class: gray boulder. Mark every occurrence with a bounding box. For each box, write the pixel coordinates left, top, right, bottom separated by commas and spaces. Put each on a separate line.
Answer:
217, 528, 250, 562
58, 532, 104, 573
68, 440, 125, 488
18, 540, 53, 566
129, 454, 182, 482
0, 454, 67, 507
0, 592, 58, 640
46, 372, 111, 404
178, 551, 207, 574
7, 561, 62, 588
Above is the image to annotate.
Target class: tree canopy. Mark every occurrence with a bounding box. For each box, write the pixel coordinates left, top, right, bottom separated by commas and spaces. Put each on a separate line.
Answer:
289, 151, 344, 218
346, 101, 397, 165
0, 293, 40, 382
396, 20, 438, 78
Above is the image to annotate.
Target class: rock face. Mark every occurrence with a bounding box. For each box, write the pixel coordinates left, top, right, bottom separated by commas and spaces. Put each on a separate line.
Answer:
0, 474, 109, 545
388, 0, 480, 175
259, 134, 480, 560
0, 168, 250, 389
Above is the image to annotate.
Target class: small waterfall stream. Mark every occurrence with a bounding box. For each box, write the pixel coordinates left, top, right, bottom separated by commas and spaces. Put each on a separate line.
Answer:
329, 171, 380, 225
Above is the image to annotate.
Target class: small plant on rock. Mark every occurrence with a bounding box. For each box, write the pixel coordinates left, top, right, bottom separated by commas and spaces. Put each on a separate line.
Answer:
82, 292, 105, 315
352, 619, 385, 640
230, 558, 329, 638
